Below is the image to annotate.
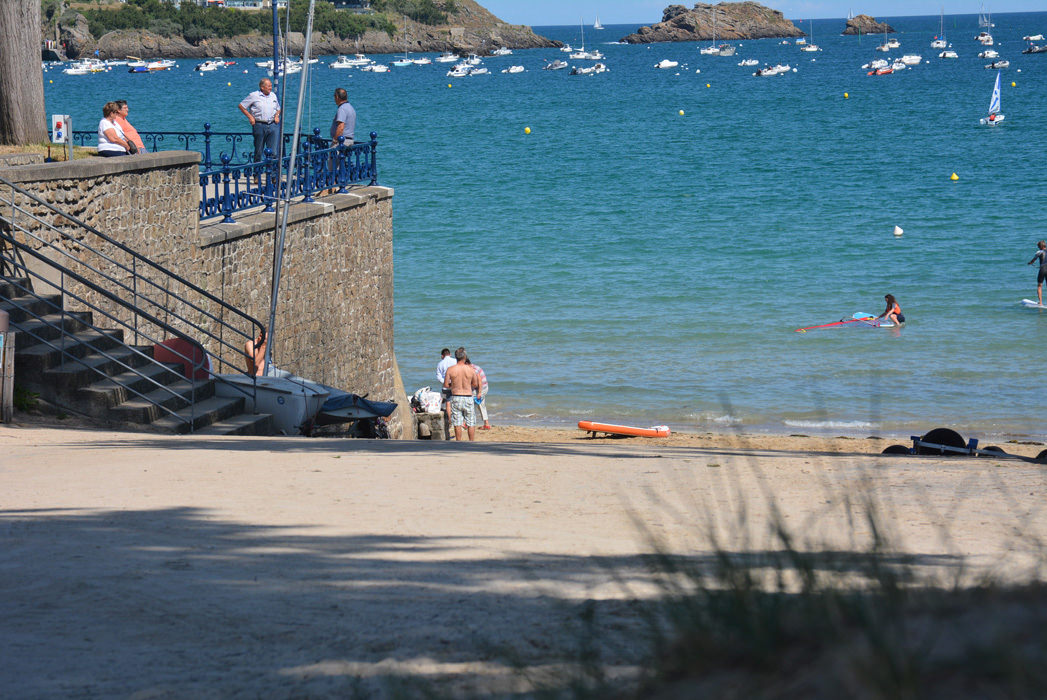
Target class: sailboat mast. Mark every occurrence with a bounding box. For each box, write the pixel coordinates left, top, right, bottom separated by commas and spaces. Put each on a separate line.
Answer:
264, 0, 317, 374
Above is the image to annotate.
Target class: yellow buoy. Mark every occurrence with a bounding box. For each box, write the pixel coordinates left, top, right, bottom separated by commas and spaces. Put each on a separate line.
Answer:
1011, 81, 1016, 87
448, 83, 452, 88
844, 92, 849, 98
678, 109, 684, 116
49, 80, 53, 84
950, 173, 959, 181
524, 126, 531, 134
706, 83, 711, 88
227, 82, 231, 86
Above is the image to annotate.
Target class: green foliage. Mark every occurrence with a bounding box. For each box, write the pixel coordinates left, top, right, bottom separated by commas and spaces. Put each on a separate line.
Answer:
370, 0, 453, 26
80, 0, 388, 41
13, 386, 39, 412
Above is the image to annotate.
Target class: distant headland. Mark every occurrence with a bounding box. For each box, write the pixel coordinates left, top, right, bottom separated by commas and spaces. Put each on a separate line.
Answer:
42, 0, 558, 61
621, 2, 805, 44
842, 15, 896, 35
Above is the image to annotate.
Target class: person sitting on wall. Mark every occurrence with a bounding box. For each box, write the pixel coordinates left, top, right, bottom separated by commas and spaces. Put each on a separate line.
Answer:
113, 100, 145, 155
244, 328, 267, 376
97, 101, 135, 157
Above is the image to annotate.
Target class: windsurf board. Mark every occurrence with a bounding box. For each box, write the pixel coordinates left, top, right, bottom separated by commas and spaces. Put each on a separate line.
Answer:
1021, 299, 1047, 309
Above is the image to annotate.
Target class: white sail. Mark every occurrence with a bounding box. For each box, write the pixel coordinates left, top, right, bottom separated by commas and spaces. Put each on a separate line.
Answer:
988, 71, 1002, 114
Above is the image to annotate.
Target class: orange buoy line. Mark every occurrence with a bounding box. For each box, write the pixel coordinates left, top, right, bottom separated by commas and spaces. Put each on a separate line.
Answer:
578, 421, 671, 438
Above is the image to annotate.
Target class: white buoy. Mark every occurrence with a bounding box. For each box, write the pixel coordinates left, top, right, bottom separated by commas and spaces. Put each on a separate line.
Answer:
893, 225, 904, 237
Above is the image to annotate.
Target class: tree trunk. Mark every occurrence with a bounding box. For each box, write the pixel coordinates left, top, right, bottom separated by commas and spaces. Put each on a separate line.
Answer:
0, 0, 47, 145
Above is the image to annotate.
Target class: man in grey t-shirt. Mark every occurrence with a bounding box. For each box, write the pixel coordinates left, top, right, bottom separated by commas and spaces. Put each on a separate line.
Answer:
326, 87, 356, 194
331, 87, 356, 144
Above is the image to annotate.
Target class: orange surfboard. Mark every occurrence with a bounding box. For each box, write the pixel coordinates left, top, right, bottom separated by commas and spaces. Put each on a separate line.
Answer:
578, 421, 671, 438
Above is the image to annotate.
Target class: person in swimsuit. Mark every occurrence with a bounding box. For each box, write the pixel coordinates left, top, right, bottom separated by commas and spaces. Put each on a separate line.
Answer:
1027, 240, 1047, 306
877, 294, 905, 326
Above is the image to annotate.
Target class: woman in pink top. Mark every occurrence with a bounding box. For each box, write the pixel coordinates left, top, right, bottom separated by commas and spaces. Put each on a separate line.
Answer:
114, 100, 145, 154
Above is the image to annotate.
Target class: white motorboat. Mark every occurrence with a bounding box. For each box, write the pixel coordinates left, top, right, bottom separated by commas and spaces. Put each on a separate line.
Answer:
543, 59, 568, 70
939, 49, 959, 58
560, 44, 574, 53
435, 52, 458, 63
1023, 34, 1044, 41
215, 371, 328, 436
491, 47, 512, 56
900, 54, 922, 65
985, 59, 1010, 68
718, 43, 737, 56
570, 62, 607, 75
976, 31, 994, 45
699, 45, 720, 55
465, 53, 482, 65
446, 64, 469, 77
978, 48, 999, 58
753, 63, 791, 76
887, 38, 901, 48
411, 57, 432, 65
737, 58, 758, 66
655, 59, 679, 69
65, 58, 107, 74
329, 55, 356, 68
195, 59, 223, 72
468, 66, 489, 75
361, 63, 389, 72
862, 58, 889, 69
890, 59, 909, 71
501, 65, 525, 73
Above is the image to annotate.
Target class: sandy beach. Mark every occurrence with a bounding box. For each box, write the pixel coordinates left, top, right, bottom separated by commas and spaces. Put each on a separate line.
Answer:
2, 418, 1046, 697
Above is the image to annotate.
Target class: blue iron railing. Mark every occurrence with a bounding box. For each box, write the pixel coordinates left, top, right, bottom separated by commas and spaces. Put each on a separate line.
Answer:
199, 130, 378, 222
67, 125, 379, 223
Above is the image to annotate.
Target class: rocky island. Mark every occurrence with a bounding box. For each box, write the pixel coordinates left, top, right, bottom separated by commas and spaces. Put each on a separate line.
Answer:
621, 2, 804, 44
842, 14, 895, 36
45, 0, 558, 61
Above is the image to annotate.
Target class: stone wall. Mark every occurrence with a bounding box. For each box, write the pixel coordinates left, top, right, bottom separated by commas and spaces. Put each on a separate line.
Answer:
0, 152, 412, 438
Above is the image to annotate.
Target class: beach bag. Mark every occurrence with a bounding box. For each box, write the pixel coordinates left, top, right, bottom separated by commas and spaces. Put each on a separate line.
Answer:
413, 386, 443, 414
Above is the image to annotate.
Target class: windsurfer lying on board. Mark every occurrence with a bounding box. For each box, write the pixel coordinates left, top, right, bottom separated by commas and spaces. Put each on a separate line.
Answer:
877, 294, 905, 326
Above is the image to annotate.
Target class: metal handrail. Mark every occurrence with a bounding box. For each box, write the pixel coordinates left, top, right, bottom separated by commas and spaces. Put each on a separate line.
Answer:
0, 174, 265, 430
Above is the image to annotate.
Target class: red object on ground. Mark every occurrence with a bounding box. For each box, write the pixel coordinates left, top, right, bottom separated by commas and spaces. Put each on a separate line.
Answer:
153, 338, 210, 380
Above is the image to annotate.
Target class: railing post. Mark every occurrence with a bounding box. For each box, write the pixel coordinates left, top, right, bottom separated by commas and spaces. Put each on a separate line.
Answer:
336, 136, 347, 194
369, 132, 378, 185
203, 123, 213, 169
301, 133, 315, 203
220, 154, 235, 224
262, 147, 275, 213
132, 258, 139, 346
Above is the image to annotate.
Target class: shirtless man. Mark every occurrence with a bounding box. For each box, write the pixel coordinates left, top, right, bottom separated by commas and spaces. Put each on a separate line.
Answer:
443, 347, 481, 441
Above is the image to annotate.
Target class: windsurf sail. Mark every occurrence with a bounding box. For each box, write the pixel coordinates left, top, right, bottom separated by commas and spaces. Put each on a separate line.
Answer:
796, 313, 875, 333
988, 71, 1002, 115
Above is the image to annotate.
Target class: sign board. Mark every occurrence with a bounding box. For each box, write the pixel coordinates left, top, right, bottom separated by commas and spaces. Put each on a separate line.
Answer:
51, 114, 70, 144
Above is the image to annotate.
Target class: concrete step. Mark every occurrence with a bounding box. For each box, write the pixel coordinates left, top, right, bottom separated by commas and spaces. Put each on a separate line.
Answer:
19, 343, 151, 401
150, 395, 248, 434
16, 328, 125, 374
108, 377, 216, 424
0, 277, 33, 300
0, 292, 65, 325
193, 412, 276, 436
9, 311, 93, 345
77, 359, 190, 412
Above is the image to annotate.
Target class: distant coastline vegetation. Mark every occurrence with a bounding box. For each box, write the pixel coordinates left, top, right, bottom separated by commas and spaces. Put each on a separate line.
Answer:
44, 0, 459, 42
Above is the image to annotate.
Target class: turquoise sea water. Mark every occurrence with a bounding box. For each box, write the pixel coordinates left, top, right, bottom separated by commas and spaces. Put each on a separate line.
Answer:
43, 13, 1047, 438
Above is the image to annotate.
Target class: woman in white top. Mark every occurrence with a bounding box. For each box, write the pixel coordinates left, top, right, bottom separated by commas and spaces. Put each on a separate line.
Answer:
97, 101, 135, 157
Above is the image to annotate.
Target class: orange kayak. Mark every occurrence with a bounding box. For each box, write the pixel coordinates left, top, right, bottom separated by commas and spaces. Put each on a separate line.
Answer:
578, 421, 671, 438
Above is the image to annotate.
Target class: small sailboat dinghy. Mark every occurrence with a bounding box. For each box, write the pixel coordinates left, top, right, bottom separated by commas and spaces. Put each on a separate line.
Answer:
979, 71, 1005, 125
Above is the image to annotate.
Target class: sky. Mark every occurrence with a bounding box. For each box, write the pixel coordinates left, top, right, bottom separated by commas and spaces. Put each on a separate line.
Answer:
479, 1, 1043, 26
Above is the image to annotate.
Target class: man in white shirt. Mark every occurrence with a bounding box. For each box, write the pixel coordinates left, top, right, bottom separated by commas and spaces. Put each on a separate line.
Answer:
238, 78, 282, 162
436, 348, 456, 424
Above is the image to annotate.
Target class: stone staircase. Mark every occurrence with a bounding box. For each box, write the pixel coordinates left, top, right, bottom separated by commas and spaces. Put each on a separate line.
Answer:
1, 276, 273, 435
